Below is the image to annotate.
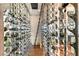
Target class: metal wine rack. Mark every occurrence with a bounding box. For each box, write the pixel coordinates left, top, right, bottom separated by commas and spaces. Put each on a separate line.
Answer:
4, 3, 32, 56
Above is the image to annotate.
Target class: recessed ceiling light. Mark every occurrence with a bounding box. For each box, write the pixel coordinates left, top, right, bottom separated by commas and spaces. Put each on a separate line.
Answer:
31, 3, 38, 9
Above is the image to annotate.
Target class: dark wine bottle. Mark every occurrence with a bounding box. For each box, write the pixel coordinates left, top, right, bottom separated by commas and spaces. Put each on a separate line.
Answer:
4, 27, 7, 31
4, 36, 7, 41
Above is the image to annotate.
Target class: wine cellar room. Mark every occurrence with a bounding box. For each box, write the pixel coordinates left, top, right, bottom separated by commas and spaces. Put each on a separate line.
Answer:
0, 3, 79, 56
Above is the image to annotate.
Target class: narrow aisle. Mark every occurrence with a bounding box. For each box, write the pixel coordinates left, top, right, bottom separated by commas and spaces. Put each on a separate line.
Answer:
28, 45, 43, 56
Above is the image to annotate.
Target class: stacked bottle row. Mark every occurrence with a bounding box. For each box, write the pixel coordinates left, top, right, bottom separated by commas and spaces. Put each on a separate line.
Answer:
47, 4, 61, 56
4, 3, 32, 56
66, 4, 78, 56
40, 4, 50, 55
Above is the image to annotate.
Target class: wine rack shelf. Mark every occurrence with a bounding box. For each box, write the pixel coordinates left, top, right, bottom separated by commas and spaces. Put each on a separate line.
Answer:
40, 3, 78, 56
4, 3, 32, 56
